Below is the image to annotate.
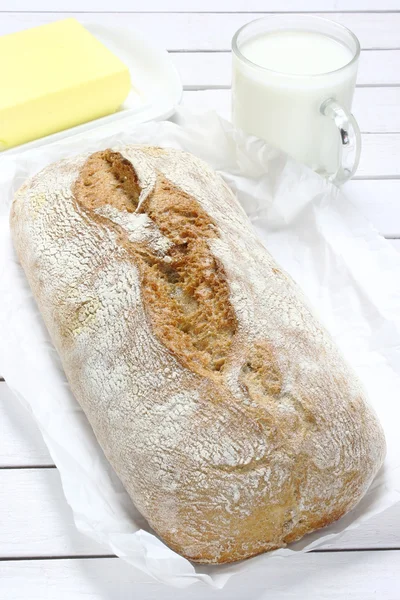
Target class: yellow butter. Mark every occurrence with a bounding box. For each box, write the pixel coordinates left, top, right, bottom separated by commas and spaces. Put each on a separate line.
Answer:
0, 18, 131, 149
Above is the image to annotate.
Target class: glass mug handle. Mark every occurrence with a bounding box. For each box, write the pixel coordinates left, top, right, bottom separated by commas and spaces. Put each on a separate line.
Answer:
320, 98, 361, 185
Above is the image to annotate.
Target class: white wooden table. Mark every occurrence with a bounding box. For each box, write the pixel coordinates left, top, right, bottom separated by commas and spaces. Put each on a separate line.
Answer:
1, 1, 400, 598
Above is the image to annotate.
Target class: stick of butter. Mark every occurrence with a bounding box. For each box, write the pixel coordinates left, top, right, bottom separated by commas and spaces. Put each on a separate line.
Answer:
0, 18, 131, 149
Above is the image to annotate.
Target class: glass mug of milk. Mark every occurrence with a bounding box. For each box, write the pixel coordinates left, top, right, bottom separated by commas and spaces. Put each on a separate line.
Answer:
232, 16, 361, 184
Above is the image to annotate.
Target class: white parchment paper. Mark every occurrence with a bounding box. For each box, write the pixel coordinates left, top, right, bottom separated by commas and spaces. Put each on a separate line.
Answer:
1, 111, 400, 589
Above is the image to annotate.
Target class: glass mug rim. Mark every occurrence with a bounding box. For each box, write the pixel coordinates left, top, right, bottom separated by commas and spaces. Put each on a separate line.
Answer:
231, 14, 361, 78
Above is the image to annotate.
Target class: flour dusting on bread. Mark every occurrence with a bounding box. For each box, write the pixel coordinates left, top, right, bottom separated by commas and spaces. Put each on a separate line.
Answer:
10, 145, 386, 563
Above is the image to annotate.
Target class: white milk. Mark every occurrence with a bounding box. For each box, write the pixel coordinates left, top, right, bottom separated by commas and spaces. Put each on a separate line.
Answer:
242, 31, 352, 76
232, 30, 358, 175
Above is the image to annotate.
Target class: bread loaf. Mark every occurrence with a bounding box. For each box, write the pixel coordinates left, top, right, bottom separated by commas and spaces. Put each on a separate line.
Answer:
10, 146, 385, 564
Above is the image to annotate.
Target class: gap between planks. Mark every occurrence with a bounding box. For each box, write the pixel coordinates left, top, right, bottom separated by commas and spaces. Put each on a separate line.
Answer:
169, 48, 400, 52
182, 84, 400, 89
0, 555, 116, 562
1, 10, 400, 14
0, 465, 55, 470
2, 0, 400, 11
0, 547, 399, 562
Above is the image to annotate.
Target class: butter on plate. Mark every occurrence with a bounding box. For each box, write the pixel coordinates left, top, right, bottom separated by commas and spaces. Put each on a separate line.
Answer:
0, 18, 131, 150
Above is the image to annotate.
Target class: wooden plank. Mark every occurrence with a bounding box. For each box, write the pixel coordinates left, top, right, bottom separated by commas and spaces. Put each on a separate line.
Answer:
172, 51, 400, 89
2, 1, 400, 13
357, 50, 400, 85
0, 12, 399, 50
182, 87, 400, 133
390, 239, 400, 250
357, 134, 400, 178
348, 87, 400, 132
0, 383, 52, 467
1, 552, 400, 599
182, 89, 231, 119
0, 469, 104, 558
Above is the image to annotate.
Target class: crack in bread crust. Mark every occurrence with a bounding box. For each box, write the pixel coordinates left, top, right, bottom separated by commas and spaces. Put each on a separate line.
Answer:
74, 150, 237, 375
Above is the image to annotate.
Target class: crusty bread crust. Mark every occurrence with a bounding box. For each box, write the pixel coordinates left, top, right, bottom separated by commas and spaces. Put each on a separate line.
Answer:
10, 146, 386, 563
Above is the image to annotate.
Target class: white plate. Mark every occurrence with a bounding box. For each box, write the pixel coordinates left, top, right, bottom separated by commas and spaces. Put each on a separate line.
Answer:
3, 23, 182, 156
